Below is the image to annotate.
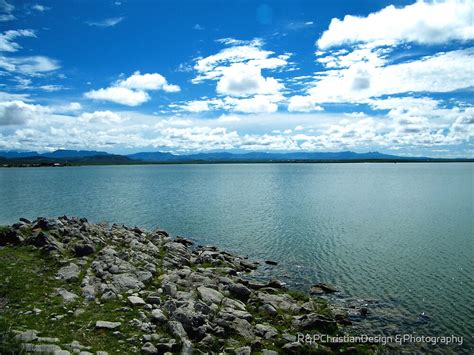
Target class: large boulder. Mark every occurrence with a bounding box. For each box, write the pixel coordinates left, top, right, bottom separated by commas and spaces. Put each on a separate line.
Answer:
57, 263, 80, 282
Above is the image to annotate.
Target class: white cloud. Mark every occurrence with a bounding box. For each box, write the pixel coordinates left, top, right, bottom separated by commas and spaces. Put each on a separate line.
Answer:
305, 48, 474, 104
79, 111, 124, 124
0, 29, 36, 52
193, 24, 204, 30
193, 38, 289, 86
224, 95, 280, 113
216, 63, 283, 97
0, 55, 60, 75
85, 72, 180, 106
85, 87, 150, 106
288, 95, 324, 112
87, 17, 124, 28
32, 4, 50, 12
317, 0, 474, 49
0, 100, 40, 125
118, 71, 180, 92
0, 0, 14, 21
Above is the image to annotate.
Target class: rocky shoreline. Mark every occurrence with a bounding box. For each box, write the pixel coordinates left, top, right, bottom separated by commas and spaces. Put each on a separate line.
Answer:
0, 217, 373, 354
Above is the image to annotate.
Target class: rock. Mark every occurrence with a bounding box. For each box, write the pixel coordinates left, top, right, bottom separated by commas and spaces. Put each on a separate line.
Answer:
74, 243, 95, 257
95, 321, 121, 330
111, 273, 144, 292
309, 286, 324, 295
127, 295, 145, 306
22, 344, 62, 353
197, 286, 224, 305
141, 342, 158, 354
255, 324, 278, 339
265, 260, 278, 265
175, 236, 193, 247
56, 288, 78, 303
262, 350, 278, 355
228, 283, 252, 302
57, 263, 80, 282
235, 346, 252, 355
168, 320, 188, 340
147, 294, 161, 305
266, 279, 286, 289
53, 350, 71, 355
312, 282, 338, 293
232, 318, 254, 339
163, 283, 177, 298
15, 330, 38, 342
150, 309, 167, 323
0, 228, 23, 246
292, 313, 337, 332
258, 303, 278, 316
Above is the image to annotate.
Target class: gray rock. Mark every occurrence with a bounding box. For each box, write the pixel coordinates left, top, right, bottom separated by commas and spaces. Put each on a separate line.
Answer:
53, 351, 71, 355
262, 350, 278, 355
22, 344, 62, 352
15, 330, 38, 342
197, 286, 224, 305
141, 342, 158, 354
57, 264, 80, 282
56, 288, 78, 303
150, 309, 167, 323
95, 321, 121, 330
255, 324, 278, 339
127, 295, 145, 306
235, 346, 252, 355
168, 320, 188, 340
228, 283, 252, 302
163, 283, 177, 298
111, 273, 144, 292
232, 318, 254, 339
258, 303, 278, 316
312, 282, 338, 293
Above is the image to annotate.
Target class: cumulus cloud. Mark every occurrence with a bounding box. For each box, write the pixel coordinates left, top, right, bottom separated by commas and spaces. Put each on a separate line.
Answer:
86, 17, 124, 28
288, 95, 324, 112
85, 72, 180, 106
0, 100, 39, 125
317, 0, 474, 49
118, 71, 180, 92
0, 29, 36, 52
216, 63, 283, 97
79, 111, 124, 124
303, 48, 474, 104
85, 87, 150, 106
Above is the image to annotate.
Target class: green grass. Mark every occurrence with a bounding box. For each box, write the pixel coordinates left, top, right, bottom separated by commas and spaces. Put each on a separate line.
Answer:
0, 246, 170, 354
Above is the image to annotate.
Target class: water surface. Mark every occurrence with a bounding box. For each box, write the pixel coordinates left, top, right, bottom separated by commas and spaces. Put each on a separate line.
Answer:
1, 163, 472, 351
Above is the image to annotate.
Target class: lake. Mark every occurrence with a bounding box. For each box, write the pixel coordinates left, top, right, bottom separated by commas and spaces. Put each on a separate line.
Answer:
0, 163, 472, 351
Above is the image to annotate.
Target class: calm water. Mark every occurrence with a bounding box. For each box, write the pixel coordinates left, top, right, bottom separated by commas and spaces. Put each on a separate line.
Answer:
1, 163, 473, 351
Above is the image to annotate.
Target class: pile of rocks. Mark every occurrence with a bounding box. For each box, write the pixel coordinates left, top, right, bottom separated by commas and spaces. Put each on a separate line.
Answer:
0, 217, 361, 354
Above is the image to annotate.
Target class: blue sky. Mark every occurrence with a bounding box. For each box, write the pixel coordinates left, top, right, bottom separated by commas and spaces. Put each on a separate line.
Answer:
0, 0, 472, 157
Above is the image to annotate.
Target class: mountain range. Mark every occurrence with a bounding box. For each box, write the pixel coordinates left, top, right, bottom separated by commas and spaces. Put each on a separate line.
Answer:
0, 149, 471, 166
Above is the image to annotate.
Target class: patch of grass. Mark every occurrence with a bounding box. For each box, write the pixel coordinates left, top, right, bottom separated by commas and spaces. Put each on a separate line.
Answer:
0, 225, 9, 234
0, 246, 167, 354
287, 290, 310, 303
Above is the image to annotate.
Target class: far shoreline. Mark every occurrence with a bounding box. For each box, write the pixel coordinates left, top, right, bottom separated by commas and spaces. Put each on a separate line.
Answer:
1, 159, 473, 168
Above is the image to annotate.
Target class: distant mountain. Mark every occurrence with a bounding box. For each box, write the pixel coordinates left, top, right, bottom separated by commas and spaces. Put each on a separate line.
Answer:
0, 151, 40, 159
127, 150, 411, 162
127, 151, 177, 162
41, 150, 110, 159
0, 149, 110, 159
1, 149, 471, 167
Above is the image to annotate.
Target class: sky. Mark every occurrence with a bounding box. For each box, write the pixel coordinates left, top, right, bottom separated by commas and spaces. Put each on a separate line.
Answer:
0, 0, 473, 157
